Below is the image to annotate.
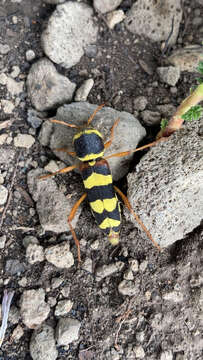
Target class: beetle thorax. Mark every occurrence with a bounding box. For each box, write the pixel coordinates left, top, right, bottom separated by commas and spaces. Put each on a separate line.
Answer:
73, 128, 105, 162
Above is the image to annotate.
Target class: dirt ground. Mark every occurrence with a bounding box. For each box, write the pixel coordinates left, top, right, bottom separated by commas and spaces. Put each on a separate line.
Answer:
0, 0, 203, 359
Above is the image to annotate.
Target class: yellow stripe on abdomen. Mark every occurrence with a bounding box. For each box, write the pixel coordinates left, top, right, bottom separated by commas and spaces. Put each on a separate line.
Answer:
90, 197, 118, 214
99, 218, 121, 230
83, 173, 112, 189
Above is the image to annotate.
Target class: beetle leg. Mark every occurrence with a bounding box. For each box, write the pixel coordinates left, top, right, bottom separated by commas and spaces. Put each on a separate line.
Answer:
114, 185, 161, 251
68, 193, 87, 262
87, 104, 105, 125
104, 118, 120, 149
38, 164, 77, 180
104, 138, 167, 160
53, 147, 76, 157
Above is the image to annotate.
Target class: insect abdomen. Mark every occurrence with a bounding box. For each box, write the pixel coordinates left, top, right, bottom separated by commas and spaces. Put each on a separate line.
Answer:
80, 160, 121, 239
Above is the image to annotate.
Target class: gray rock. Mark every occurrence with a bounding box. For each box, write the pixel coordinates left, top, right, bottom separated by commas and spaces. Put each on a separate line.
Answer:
125, 0, 182, 45
0, 43, 10, 54
38, 120, 53, 146
118, 279, 140, 296
27, 58, 76, 111
20, 289, 50, 329
56, 318, 81, 346
5, 259, 25, 275
93, 0, 122, 14
0, 235, 6, 249
0, 185, 8, 205
160, 350, 173, 360
10, 65, 20, 78
0, 148, 15, 164
133, 96, 148, 111
25, 49, 36, 62
14, 134, 35, 148
54, 299, 73, 316
96, 261, 124, 281
30, 324, 58, 360
141, 110, 161, 126
0, 305, 20, 324
26, 244, 45, 264
5, 76, 24, 96
27, 168, 82, 233
157, 66, 180, 86
106, 10, 125, 29
74, 79, 94, 102
168, 45, 203, 72
39, 102, 146, 180
1, 99, 14, 114
27, 109, 44, 129
11, 325, 24, 342
45, 242, 74, 269
41, 2, 98, 69
133, 345, 145, 359
23, 235, 39, 248
126, 122, 203, 248
163, 291, 183, 303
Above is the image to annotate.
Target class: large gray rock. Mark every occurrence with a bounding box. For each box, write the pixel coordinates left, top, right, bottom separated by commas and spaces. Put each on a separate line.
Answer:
27, 58, 76, 111
39, 102, 146, 181
27, 168, 82, 233
41, 2, 98, 69
30, 324, 58, 360
125, 121, 203, 248
168, 45, 203, 72
56, 318, 81, 346
93, 0, 122, 14
125, 0, 182, 45
20, 289, 50, 329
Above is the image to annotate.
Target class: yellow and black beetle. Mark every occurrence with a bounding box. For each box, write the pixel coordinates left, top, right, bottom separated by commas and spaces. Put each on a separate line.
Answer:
40, 104, 162, 262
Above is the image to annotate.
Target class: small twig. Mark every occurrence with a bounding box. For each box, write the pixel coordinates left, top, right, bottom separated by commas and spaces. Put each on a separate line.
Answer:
12, 226, 35, 232
0, 151, 21, 231
114, 296, 136, 350
0, 290, 14, 348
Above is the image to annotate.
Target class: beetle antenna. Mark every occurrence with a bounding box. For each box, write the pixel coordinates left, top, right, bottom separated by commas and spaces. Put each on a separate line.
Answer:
50, 119, 80, 129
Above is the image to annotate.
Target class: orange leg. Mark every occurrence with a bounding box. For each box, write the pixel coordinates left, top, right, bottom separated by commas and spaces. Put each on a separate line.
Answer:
104, 137, 167, 160
114, 186, 161, 251
53, 147, 76, 157
104, 118, 120, 149
68, 193, 87, 262
87, 104, 105, 126
39, 164, 77, 180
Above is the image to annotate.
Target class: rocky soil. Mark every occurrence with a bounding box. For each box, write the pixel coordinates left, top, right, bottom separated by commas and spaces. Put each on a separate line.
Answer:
0, 0, 203, 359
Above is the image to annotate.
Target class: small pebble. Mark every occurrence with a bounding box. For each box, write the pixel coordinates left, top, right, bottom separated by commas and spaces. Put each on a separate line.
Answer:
23, 235, 39, 248
0, 235, 6, 249
56, 318, 81, 346
14, 134, 35, 148
26, 49, 36, 62
26, 243, 45, 264
106, 10, 125, 29
74, 79, 94, 102
0, 185, 8, 205
133, 345, 145, 359
54, 300, 73, 316
11, 325, 24, 342
0, 43, 10, 55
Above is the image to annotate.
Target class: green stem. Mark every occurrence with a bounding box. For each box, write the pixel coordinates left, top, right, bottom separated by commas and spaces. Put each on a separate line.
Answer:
157, 83, 203, 138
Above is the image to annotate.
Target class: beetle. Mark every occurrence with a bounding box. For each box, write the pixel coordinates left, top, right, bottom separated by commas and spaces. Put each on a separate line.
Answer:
40, 104, 162, 262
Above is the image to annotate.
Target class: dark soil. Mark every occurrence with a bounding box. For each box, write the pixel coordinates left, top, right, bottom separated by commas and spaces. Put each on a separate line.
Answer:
0, 1, 203, 359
